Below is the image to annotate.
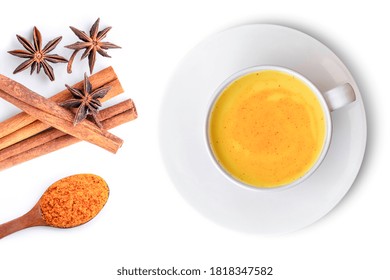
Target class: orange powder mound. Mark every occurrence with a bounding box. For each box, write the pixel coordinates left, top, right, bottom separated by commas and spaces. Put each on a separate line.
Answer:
39, 174, 109, 228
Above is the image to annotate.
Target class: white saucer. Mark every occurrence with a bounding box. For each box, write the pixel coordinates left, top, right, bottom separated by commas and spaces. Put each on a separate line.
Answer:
159, 24, 367, 234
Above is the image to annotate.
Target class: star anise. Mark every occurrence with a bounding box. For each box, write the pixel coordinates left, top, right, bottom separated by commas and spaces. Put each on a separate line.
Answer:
60, 73, 111, 128
65, 18, 121, 74
8, 26, 68, 81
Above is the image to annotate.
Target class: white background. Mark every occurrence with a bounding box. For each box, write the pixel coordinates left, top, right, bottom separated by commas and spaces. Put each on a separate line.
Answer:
0, 0, 387, 279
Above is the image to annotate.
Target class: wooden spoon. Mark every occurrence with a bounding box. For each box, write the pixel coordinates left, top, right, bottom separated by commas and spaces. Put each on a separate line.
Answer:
0, 174, 109, 239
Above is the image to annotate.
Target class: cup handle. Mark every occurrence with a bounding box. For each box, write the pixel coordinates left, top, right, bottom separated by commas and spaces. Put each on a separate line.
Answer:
322, 83, 356, 112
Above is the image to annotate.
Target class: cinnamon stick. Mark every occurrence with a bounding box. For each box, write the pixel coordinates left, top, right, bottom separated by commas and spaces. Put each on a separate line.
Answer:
0, 100, 137, 171
0, 99, 136, 162
0, 78, 123, 150
0, 75, 123, 153
0, 66, 122, 138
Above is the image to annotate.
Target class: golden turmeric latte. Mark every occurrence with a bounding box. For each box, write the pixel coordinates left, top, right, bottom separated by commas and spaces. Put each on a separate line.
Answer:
208, 70, 326, 188
39, 174, 109, 228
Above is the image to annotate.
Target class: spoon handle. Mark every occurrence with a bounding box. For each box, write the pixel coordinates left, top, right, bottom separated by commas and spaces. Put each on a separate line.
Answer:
0, 203, 46, 239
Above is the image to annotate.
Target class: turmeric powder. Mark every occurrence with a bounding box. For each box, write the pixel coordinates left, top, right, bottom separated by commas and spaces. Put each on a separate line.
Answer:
39, 174, 109, 228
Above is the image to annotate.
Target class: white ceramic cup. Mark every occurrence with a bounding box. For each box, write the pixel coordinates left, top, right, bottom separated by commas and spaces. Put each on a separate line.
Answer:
205, 65, 356, 191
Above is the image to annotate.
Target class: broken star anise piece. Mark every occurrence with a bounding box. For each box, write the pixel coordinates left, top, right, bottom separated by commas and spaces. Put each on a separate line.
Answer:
65, 18, 121, 74
8, 26, 68, 81
60, 73, 111, 128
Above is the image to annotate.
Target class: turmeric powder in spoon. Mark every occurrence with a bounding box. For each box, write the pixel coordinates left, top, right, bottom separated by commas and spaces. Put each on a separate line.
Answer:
0, 174, 109, 239
39, 174, 109, 228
